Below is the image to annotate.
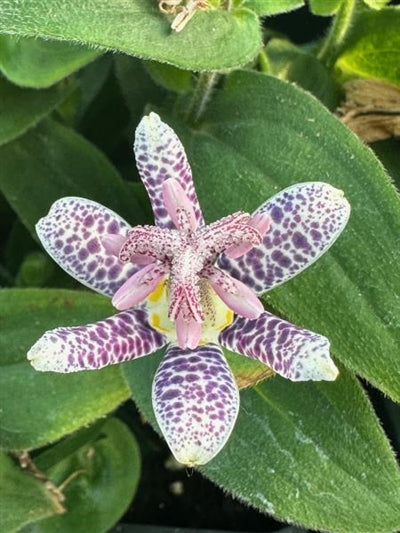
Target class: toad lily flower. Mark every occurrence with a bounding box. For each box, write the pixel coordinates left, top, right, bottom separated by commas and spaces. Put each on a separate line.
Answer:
28, 113, 350, 466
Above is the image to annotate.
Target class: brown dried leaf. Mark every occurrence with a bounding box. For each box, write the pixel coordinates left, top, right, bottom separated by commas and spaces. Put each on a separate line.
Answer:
337, 78, 400, 143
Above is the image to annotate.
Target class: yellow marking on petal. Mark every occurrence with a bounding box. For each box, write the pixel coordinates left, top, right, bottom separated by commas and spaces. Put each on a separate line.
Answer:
215, 309, 234, 331
147, 280, 165, 303
150, 312, 172, 334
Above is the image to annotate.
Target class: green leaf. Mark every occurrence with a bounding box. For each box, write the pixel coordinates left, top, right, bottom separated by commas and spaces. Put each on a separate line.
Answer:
363, 0, 390, 9
335, 7, 400, 86
0, 117, 144, 235
242, 0, 304, 15
76, 55, 113, 123
0, 76, 75, 146
0, 451, 62, 532
309, 0, 342, 15
204, 373, 400, 532
0, 289, 130, 450
114, 55, 166, 131
15, 252, 55, 287
144, 60, 193, 94
123, 354, 400, 532
169, 70, 400, 402
33, 421, 108, 472
265, 38, 340, 109
21, 418, 140, 533
0, 2, 261, 71
0, 35, 100, 88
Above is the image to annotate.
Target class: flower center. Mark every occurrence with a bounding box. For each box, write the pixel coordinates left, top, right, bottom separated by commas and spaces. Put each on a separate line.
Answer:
108, 178, 270, 349
146, 279, 235, 346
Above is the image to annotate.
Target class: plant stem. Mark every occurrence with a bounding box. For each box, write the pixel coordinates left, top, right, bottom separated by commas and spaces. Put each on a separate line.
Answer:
317, 0, 356, 68
258, 48, 270, 73
185, 71, 220, 124
16, 451, 66, 514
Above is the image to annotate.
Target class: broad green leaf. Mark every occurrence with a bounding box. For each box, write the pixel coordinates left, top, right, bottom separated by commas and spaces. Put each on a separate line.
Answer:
0, 2, 261, 71
123, 353, 400, 532
0, 35, 100, 88
242, 0, 304, 15
76, 55, 113, 123
144, 60, 193, 94
0, 452, 62, 532
0, 117, 144, 235
33, 421, 108, 472
204, 373, 400, 532
0, 289, 130, 450
335, 7, 400, 86
265, 38, 340, 109
309, 0, 342, 15
114, 55, 167, 139
0, 76, 75, 146
168, 70, 400, 402
22, 418, 140, 533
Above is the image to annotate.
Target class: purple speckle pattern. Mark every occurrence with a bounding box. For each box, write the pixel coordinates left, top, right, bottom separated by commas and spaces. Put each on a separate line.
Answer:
219, 313, 338, 381
218, 182, 350, 293
152, 344, 239, 465
28, 308, 167, 373
36, 197, 138, 297
134, 113, 204, 229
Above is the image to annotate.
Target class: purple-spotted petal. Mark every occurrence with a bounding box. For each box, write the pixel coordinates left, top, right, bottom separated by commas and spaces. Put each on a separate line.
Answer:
219, 182, 350, 293
37, 197, 138, 297
28, 308, 167, 373
134, 112, 204, 229
219, 312, 338, 381
101, 233, 126, 256
152, 344, 239, 465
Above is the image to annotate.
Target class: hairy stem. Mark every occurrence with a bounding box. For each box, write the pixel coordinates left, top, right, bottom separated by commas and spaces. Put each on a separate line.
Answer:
185, 71, 220, 124
317, 0, 356, 68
